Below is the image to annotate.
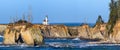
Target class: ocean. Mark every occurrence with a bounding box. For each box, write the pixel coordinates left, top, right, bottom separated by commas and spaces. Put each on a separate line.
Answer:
0, 23, 120, 50
0, 37, 120, 50
50, 23, 95, 27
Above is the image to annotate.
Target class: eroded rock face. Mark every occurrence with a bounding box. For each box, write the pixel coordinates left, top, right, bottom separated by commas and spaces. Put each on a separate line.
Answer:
40, 25, 70, 37
91, 24, 106, 40
77, 25, 91, 38
0, 25, 7, 35
4, 27, 16, 44
68, 27, 78, 36
68, 24, 106, 40
112, 20, 120, 43
3, 24, 44, 46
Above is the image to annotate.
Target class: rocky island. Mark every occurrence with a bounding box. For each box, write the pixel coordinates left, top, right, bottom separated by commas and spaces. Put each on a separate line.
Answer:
2, 20, 44, 46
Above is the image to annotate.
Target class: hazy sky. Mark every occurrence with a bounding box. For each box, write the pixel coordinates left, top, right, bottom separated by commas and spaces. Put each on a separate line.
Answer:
0, 0, 110, 23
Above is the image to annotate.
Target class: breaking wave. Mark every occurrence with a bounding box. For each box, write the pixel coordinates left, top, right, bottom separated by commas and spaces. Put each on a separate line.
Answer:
72, 37, 80, 40
48, 42, 120, 48
0, 38, 120, 50
0, 36, 3, 38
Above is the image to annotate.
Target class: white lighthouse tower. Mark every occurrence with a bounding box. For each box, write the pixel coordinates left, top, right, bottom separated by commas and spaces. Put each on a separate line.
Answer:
43, 15, 49, 25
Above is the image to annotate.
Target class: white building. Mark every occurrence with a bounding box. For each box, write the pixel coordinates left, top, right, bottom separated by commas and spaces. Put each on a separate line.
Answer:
43, 16, 49, 25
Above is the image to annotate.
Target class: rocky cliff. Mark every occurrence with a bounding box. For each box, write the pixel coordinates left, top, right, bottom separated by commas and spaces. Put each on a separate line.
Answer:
2, 19, 114, 45
68, 24, 106, 40
110, 20, 120, 43
3, 24, 43, 46
40, 25, 70, 38
0, 25, 7, 35
91, 24, 106, 40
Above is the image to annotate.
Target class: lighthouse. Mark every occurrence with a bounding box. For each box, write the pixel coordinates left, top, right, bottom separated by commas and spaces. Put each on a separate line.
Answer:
43, 15, 49, 25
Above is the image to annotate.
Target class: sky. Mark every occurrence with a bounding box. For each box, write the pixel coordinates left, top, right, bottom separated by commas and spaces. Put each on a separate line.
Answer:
0, 0, 110, 23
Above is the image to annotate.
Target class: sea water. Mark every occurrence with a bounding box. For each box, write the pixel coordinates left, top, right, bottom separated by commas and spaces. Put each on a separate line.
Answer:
0, 23, 120, 50
0, 37, 120, 50
50, 23, 95, 27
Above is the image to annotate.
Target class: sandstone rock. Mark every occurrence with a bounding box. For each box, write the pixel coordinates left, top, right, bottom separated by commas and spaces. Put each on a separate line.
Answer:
3, 27, 16, 45
67, 24, 105, 40
3, 24, 44, 46
112, 20, 120, 43
78, 24, 91, 38
0, 25, 7, 35
30, 27, 44, 45
91, 24, 106, 40
41, 25, 70, 37
50, 25, 70, 37
68, 27, 78, 36
20, 26, 34, 45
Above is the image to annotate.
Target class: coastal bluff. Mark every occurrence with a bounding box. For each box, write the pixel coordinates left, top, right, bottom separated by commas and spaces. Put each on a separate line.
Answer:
68, 24, 106, 40
0, 20, 120, 45
0, 23, 107, 40
2, 20, 44, 46
1, 24, 71, 45
39, 25, 70, 37
4, 24, 43, 45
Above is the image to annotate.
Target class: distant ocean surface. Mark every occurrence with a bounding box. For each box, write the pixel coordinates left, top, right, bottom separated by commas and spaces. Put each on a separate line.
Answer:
50, 23, 95, 27
33, 23, 95, 27
0, 23, 120, 50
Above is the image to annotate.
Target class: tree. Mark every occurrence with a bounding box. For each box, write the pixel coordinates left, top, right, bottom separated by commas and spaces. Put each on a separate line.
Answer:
94, 15, 104, 28
95, 15, 104, 25
107, 0, 118, 35
118, 0, 120, 20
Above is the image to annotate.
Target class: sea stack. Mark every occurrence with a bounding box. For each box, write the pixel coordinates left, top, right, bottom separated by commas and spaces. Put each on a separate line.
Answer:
3, 20, 44, 46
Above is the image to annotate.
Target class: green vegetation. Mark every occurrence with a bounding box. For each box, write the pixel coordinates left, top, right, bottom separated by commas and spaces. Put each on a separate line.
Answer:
107, 0, 120, 35
94, 15, 104, 27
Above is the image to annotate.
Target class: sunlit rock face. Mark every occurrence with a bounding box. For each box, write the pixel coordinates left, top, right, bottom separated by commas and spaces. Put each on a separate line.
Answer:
77, 24, 91, 38
0, 25, 7, 35
91, 24, 106, 40
3, 27, 16, 45
112, 20, 120, 43
3, 23, 44, 46
68, 24, 106, 40
40, 25, 70, 37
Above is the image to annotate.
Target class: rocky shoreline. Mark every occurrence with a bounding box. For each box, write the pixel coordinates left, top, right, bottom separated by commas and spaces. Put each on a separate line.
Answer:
0, 23, 109, 45
0, 19, 119, 46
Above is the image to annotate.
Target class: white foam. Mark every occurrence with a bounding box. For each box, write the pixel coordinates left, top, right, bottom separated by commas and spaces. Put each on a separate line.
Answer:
0, 35, 3, 38
0, 44, 11, 47
78, 43, 120, 48
49, 42, 70, 48
72, 37, 80, 40
48, 42, 120, 48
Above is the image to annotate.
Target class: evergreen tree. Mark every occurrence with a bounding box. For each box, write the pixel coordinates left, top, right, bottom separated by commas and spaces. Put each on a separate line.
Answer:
107, 0, 118, 35
118, 0, 120, 20
94, 15, 104, 27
